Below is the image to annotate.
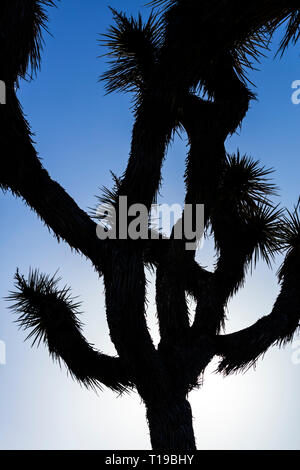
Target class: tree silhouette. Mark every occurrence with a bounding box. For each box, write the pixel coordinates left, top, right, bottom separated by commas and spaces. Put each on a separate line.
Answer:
2, 0, 300, 450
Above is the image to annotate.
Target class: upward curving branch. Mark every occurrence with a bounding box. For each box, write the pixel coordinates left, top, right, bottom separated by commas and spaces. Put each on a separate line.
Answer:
0, 1, 57, 83
0, 91, 107, 271
215, 239, 300, 374
9, 269, 131, 392
3, 0, 300, 411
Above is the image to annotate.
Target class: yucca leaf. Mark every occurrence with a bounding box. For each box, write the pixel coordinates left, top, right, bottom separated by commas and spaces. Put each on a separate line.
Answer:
7, 269, 131, 392
0, 1, 57, 81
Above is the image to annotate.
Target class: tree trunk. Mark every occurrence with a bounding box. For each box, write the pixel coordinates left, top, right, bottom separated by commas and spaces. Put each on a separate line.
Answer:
146, 397, 196, 451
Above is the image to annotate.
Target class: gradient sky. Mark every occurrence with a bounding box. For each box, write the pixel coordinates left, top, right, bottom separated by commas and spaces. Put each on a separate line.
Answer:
1, 0, 300, 450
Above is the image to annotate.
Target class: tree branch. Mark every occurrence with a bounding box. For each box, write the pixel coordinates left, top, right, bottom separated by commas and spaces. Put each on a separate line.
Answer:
215, 248, 300, 374
156, 242, 190, 345
8, 269, 131, 392
0, 91, 101, 248
104, 245, 170, 402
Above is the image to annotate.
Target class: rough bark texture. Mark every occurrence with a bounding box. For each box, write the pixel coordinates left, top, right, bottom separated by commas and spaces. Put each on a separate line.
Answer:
146, 398, 196, 451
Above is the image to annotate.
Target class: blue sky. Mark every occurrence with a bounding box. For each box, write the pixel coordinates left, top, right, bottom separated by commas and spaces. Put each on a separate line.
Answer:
0, 0, 300, 449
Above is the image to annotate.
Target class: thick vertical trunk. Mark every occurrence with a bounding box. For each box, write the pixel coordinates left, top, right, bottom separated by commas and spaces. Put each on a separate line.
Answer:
146, 397, 196, 451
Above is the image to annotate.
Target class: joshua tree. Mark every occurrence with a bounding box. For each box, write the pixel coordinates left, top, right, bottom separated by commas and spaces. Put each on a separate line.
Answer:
2, 0, 300, 450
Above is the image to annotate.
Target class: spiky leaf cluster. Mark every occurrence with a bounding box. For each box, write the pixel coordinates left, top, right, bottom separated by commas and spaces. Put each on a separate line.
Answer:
8, 269, 82, 349
222, 152, 277, 208
231, 29, 270, 84
0, 1, 57, 81
7, 269, 131, 391
269, 9, 300, 55
101, 8, 163, 97
212, 152, 282, 268
278, 202, 300, 280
